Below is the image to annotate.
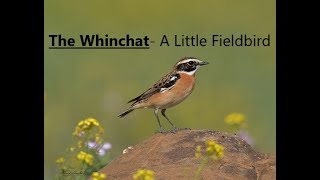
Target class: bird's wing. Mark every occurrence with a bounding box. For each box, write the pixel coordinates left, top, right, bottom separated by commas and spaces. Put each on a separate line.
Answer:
128, 72, 181, 104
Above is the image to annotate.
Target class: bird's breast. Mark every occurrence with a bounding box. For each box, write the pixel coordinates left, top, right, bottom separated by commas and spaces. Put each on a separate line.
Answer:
146, 73, 196, 109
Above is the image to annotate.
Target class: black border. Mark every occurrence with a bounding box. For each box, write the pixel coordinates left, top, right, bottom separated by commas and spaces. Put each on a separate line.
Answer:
276, 0, 297, 179
4, 0, 44, 178
276, 0, 285, 178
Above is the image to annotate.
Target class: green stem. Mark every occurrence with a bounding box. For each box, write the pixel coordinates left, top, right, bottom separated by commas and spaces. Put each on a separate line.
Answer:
195, 156, 208, 180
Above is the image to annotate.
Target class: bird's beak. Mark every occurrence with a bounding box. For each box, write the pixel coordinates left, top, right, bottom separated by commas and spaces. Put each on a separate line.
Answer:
199, 61, 209, 66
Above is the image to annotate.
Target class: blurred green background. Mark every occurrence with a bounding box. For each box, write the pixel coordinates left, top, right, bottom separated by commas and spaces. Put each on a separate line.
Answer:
45, 0, 275, 179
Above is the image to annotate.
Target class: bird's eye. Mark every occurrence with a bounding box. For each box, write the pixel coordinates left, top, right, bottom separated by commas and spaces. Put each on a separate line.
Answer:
188, 61, 194, 65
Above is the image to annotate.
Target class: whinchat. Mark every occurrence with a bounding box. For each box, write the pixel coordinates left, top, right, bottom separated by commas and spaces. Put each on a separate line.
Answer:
118, 57, 209, 133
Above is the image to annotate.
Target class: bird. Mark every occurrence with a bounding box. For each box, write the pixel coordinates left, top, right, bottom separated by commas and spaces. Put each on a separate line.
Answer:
118, 57, 209, 133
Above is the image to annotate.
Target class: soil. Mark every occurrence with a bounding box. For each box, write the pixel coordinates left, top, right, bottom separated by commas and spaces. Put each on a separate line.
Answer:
98, 129, 275, 180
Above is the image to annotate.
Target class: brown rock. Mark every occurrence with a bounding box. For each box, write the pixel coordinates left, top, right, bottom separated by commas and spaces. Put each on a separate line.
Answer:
99, 129, 276, 180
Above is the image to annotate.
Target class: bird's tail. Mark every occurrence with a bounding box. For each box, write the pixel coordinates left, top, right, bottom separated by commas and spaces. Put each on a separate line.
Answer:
118, 108, 135, 118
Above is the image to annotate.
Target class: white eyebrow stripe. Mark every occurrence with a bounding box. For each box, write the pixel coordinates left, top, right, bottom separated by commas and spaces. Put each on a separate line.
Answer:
177, 59, 200, 65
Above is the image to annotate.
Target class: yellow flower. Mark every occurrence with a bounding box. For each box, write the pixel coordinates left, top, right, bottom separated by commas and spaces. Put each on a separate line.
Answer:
224, 113, 245, 126
217, 151, 224, 159
195, 145, 202, 158
55, 157, 64, 164
70, 147, 75, 152
133, 169, 155, 180
91, 172, 107, 180
73, 117, 101, 136
205, 141, 224, 160
77, 151, 94, 166
206, 146, 214, 156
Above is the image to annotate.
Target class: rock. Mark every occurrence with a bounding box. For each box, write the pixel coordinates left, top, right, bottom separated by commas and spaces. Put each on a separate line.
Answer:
98, 129, 276, 180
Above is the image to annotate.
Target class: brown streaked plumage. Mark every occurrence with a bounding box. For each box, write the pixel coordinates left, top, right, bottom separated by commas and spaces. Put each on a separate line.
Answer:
118, 57, 209, 133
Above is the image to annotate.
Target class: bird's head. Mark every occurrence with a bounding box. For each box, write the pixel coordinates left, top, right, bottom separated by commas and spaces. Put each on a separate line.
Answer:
174, 57, 209, 75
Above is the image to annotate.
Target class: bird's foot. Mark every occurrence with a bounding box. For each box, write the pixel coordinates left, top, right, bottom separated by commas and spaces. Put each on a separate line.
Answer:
170, 127, 191, 133
156, 127, 191, 134
169, 129, 178, 134
155, 127, 167, 134
168, 127, 181, 133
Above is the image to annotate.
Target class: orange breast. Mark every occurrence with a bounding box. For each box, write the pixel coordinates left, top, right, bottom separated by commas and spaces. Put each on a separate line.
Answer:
144, 73, 195, 109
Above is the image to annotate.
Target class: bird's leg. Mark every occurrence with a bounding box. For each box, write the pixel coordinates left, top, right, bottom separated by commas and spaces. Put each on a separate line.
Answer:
154, 109, 166, 133
161, 109, 179, 132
